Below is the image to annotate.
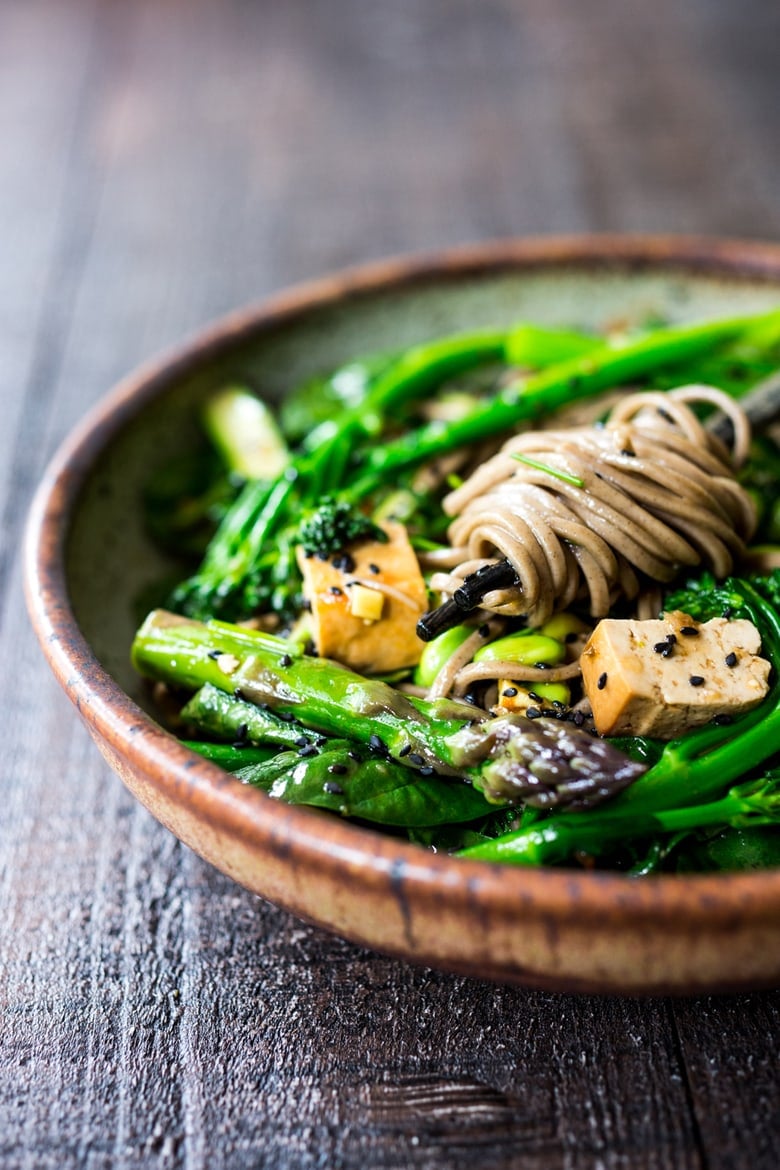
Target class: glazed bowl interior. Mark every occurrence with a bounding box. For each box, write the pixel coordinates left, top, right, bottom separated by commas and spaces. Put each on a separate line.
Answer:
29, 238, 780, 994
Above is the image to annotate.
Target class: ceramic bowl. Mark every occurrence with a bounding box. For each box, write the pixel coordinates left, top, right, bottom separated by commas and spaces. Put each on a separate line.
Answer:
25, 236, 780, 994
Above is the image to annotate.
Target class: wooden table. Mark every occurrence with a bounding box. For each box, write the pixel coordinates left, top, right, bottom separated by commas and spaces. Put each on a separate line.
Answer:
3, 1, 779, 1165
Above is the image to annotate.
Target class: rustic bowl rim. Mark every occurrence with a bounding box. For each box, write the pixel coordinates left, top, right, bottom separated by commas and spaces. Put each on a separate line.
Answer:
24, 234, 780, 950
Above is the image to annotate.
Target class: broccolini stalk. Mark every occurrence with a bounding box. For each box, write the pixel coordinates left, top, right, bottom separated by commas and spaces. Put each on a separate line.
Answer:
504, 324, 603, 367
172, 329, 505, 619
132, 610, 646, 810
456, 776, 780, 866
201, 385, 290, 480
348, 309, 780, 495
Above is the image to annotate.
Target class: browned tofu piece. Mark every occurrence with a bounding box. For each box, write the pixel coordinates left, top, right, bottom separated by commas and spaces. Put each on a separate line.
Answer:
580, 610, 770, 738
296, 521, 428, 673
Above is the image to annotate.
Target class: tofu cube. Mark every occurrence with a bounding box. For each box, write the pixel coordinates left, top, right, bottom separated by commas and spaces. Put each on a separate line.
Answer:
580, 610, 770, 738
297, 520, 428, 673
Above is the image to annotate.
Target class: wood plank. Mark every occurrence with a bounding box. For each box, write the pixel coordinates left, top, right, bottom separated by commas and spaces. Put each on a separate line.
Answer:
0, 0, 99, 603
672, 994, 780, 1170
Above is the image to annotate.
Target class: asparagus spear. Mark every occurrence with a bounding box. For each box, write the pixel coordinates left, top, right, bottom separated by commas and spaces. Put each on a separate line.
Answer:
180, 682, 496, 825
132, 610, 646, 810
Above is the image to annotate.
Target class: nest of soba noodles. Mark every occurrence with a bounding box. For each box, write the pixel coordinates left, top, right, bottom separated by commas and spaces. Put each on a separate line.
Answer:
420, 386, 756, 702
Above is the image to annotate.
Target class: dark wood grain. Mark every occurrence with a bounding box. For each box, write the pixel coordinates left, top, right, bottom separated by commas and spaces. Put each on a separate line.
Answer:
2, 0, 780, 1166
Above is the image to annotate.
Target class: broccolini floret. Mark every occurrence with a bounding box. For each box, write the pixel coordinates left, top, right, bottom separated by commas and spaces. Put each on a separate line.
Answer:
297, 497, 387, 559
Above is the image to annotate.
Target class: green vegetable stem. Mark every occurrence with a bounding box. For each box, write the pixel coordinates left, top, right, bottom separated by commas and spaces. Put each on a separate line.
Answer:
350, 309, 780, 493
457, 776, 780, 867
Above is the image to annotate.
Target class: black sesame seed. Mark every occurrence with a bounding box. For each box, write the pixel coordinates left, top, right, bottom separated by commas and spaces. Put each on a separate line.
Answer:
502, 687, 518, 698
526, 707, 541, 719
368, 563, 381, 575
528, 691, 542, 703
407, 753, 425, 766
711, 712, 733, 726
653, 641, 668, 654
315, 736, 328, 748
680, 626, 699, 637
565, 632, 579, 644
369, 734, 387, 756
233, 688, 245, 701
418, 766, 435, 777
689, 675, 705, 687
725, 651, 738, 668
332, 553, 355, 572
534, 662, 550, 671
661, 645, 674, 658
328, 763, 348, 776
347, 750, 362, 761
277, 712, 294, 722
722, 606, 734, 620
294, 735, 310, 748
597, 672, 608, 690
323, 781, 344, 795
207, 649, 222, 660
398, 744, 412, 757
298, 744, 318, 758
231, 740, 248, 750
478, 624, 490, 638
279, 654, 292, 668
666, 633, 677, 644
329, 585, 343, 596
234, 722, 248, 742
572, 710, 585, 727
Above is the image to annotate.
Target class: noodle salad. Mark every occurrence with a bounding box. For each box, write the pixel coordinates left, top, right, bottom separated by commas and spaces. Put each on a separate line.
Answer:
132, 310, 780, 873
